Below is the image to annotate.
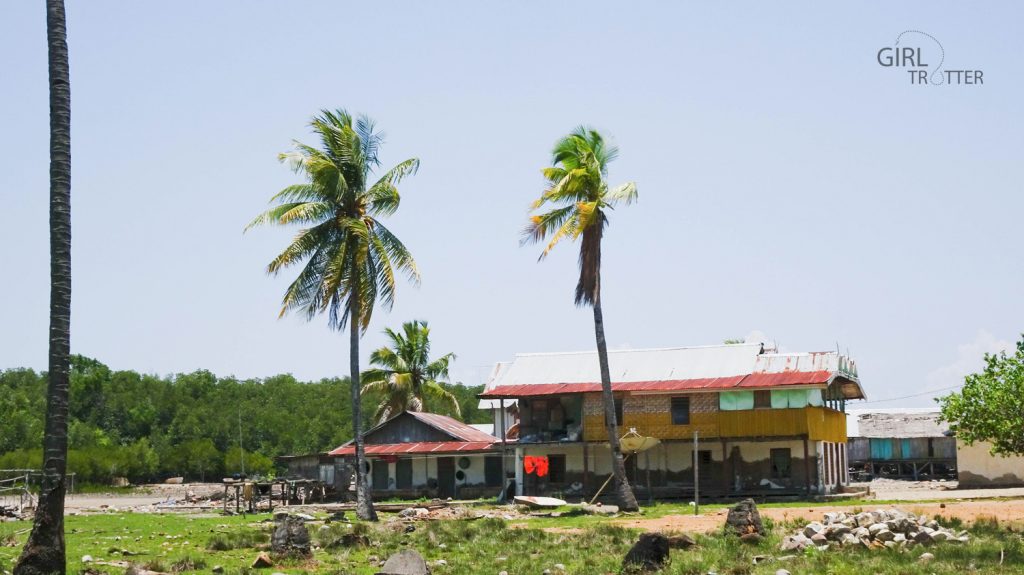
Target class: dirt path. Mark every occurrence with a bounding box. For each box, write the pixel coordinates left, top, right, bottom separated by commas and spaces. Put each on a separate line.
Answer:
615, 499, 1024, 533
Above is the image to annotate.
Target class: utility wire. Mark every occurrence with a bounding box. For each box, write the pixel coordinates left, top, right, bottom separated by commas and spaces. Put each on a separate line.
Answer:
858, 383, 964, 405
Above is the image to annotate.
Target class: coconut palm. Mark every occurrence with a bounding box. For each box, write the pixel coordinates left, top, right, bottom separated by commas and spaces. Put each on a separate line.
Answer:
362, 320, 459, 424
522, 127, 639, 511
16, 2, 73, 573
247, 109, 420, 521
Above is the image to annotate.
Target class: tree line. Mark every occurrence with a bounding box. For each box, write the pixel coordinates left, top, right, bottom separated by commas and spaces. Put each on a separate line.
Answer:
0, 355, 488, 485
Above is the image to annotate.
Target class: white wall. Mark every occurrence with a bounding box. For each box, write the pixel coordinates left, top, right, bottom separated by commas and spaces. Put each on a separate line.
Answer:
957, 440, 1024, 487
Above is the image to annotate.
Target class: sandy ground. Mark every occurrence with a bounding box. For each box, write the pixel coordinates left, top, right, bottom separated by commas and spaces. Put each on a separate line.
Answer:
63, 483, 224, 512
615, 498, 1024, 533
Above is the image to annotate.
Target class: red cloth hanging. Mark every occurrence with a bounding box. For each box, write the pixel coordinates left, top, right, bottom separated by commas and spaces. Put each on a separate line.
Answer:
523, 455, 549, 477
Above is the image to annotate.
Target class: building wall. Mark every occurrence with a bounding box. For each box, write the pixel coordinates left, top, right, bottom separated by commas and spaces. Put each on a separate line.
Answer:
957, 440, 1024, 487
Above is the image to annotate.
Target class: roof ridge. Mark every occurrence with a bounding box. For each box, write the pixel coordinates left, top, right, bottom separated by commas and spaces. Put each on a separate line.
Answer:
515, 343, 763, 358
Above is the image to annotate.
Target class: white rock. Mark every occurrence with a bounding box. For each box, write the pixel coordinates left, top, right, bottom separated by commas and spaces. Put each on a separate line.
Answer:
81, 556, 93, 563
919, 552, 935, 563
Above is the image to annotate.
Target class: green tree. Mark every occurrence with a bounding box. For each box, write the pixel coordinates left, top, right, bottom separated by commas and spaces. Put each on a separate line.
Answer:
247, 110, 420, 521
17, 1, 73, 573
938, 336, 1024, 456
362, 320, 459, 424
523, 127, 640, 511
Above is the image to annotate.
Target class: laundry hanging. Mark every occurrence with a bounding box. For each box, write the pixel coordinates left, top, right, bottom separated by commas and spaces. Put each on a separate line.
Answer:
523, 455, 549, 477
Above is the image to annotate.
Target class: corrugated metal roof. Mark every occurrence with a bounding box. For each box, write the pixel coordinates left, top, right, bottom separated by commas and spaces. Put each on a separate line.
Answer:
846, 409, 948, 438
405, 411, 497, 442
329, 441, 496, 456
478, 344, 863, 399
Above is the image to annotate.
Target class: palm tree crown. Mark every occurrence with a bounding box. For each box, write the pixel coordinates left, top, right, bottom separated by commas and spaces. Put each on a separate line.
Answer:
246, 109, 420, 330
522, 126, 637, 306
362, 320, 459, 424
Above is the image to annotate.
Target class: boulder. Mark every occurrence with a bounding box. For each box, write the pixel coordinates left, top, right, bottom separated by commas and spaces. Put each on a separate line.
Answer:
740, 533, 763, 544
802, 522, 824, 538
666, 534, 696, 549
376, 549, 430, 575
251, 552, 273, 569
271, 515, 311, 556
622, 533, 671, 571
726, 499, 765, 536
779, 535, 810, 552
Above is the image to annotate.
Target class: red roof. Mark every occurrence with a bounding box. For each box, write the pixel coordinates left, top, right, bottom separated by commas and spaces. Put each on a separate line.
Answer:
329, 441, 496, 456
478, 371, 833, 398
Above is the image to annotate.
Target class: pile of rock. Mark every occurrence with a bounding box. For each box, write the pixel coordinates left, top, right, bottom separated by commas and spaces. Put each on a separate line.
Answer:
781, 509, 969, 552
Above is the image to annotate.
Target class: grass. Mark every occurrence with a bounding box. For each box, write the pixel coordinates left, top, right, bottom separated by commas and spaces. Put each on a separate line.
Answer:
0, 505, 1022, 574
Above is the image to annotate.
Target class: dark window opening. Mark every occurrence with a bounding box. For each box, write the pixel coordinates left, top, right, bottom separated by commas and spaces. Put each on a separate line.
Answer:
927, 438, 935, 458
606, 397, 624, 426
372, 460, 390, 490
770, 448, 791, 479
395, 459, 412, 489
548, 454, 566, 483
671, 396, 691, 424
484, 456, 503, 486
754, 390, 772, 409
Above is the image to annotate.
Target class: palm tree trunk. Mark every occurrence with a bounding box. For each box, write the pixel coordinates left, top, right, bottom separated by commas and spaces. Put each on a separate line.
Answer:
349, 291, 377, 521
16, 2, 72, 574
593, 292, 640, 512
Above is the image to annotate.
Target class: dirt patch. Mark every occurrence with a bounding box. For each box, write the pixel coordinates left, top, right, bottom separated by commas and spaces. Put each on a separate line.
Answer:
616, 499, 1024, 533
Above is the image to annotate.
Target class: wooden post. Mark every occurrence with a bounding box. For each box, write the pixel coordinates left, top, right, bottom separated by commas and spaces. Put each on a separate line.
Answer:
721, 439, 728, 496
693, 430, 699, 516
644, 450, 653, 505
803, 436, 811, 495
582, 441, 590, 497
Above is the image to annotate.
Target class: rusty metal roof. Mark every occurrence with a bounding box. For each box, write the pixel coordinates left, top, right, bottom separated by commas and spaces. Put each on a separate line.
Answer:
404, 411, 497, 442
329, 441, 497, 456
478, 344, 864, 399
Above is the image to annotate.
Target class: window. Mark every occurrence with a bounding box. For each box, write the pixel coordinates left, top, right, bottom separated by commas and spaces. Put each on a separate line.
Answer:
548, 454, 566, 483
606, 397, 624, 426
395, 459, 413, 489
484, 456, 503, 486
754, 390, 772, 409
695, 450, 712, 477
671, 397, 691, 424
770, 448, 791, 479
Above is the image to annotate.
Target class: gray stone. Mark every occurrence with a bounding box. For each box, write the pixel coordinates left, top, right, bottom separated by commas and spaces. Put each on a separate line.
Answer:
81, 556, 93, 564
376, 549, 430, 575
809, 533, 828, 545
398, 508, 418, 518
930, 531, 949, 542
740, 532, 763, 544
271, 515, 311, 556
211, 566, 224, 574
874, 529, 895, 542
803, 522, 825, 538
779, 534, 810, 552
775, 570, 791, 575
251, 552, 273, 569
666, 533, 696, 548
919, 552, 935, 563
582, 504, 620, 515
867, 523, 887, 537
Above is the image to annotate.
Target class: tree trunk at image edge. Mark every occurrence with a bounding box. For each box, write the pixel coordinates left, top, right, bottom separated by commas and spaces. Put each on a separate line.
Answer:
350, 293, 377, 521
593, 294, 640, 512
16, 2, 72, 574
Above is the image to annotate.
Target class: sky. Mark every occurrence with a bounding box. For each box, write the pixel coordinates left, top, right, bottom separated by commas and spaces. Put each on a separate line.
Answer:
1, 2, 1022, 408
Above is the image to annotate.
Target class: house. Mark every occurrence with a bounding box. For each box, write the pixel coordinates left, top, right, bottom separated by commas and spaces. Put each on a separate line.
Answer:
956, 441, 1024, 488
478, 342, 864, 499
845, 409, 957, 481
328, 411, 510, 499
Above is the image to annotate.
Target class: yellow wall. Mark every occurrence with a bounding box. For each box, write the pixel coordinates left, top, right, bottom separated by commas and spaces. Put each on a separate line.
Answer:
584, 405, 846, 443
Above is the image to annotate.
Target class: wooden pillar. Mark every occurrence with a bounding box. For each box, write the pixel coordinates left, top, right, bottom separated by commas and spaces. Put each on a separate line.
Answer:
803, 436, 811, 495
499, 399, 508, 500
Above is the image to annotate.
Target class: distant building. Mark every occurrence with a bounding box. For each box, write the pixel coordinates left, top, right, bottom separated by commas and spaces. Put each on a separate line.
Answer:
845, 409, 956, 481
479, 342, 864, 499
957, 440, 1024, 488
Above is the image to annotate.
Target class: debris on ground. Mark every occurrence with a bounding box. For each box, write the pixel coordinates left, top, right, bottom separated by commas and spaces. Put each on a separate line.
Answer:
622, 532, 671, 572
780, 508, 969, 552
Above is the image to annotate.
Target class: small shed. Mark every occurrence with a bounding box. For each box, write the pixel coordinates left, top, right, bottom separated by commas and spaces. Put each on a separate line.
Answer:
846, 409, 956, 480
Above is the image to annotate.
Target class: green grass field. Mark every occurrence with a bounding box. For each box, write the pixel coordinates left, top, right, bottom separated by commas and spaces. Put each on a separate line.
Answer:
1, 505, 1022, 574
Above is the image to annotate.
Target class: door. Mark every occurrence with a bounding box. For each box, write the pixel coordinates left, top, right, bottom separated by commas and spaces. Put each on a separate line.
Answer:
437, 457, 455, 499
372, 460, 390, 491
396, 459, 413, 490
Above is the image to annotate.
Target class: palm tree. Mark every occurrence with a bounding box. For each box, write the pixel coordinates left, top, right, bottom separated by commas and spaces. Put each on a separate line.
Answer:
247, 109, 420, 521
362, 320, 459, 424
522, 127, 640, 511
17, 2, 72, 574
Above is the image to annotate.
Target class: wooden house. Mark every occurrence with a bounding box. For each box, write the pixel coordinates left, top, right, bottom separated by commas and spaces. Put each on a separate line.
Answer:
845, 409, 956, 481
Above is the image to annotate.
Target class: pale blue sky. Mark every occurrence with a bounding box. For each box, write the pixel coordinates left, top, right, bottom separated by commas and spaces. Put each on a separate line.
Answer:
2, 2, 1021, 407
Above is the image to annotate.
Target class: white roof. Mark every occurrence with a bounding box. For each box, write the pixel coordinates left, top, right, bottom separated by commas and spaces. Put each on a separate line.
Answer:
477, 361, 513, 409
846, 408, 947, 438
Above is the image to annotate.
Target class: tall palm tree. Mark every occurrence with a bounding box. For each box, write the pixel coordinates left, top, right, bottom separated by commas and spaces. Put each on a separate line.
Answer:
17, 2, 73, 573
247, 109, 420, 521
362, 320, 459, 424
522, 127, 639, 511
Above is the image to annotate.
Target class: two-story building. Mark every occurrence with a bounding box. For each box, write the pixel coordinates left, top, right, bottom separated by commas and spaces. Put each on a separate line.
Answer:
478, 343, 864, 499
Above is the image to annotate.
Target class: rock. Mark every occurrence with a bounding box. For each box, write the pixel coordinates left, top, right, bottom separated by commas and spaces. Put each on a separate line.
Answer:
913, 531, 933, 545
434, 559, 448, 567
582, 504, 620, 515
751, 555, 772, 564
874, 529, 895, 542
777, 555, 797, 561
340, 533, 370, 547
867, 523, 888, 537
553, 564, 566, 571
726, 498, 765, 536
775, 570, 791, 575
666, 534, 697, 549
499, 572, 508, 575
377, 549, 430, 575
623, 532, 671, 571
251, 552, 273, 569
779, 535, 810, 552
293, 513, 315, 521
542, 570, 551, 575
740, 532, 763, 544
930, 531, 949, 543
809, 533, 828, 545
919, 552, 935, 563
81, 556, 93, 563
399, 508, 418, 518
211, 566, 224, 574
803, 522, 825, 538
271, 514, 311, 556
